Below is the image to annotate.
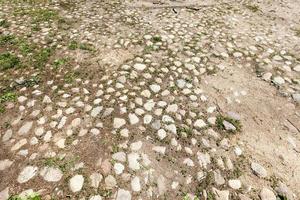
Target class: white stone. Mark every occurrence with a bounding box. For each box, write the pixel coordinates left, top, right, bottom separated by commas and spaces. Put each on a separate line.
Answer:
251, 162, 268, 178
260, 188, 276, 200
130, 141, 143, 151
113, 118, 126, 129
112, 152, 126, 162
150, 84, 161, 93
273, 76, 285, 85
18, 121, 33, 135
90, 172, 103, 188
105, 175, 116, 188
89, 195, 102, 200
17, 166, 38, 183
128, 113, 139, 125
40, 167, 63, 182
228, 179, 241, 189
0, 159, 13, 171
133, 63, 146, 71
69, 175, 84, 192
114, 163, 125, 175
131, 176, 141, 192
194, 119, 207, 129
91, 106, 102, 117
11, 139, 27, 151
293, 65, 300, 72
116, 189, 131, 200
157, 129, 167, 140
143, 114, 152, 124
152, 146, 166, 154
128, 153, 140, 171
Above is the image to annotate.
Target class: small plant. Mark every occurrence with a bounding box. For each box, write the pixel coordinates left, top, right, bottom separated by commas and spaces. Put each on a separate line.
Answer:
216, 115, 242, 132
18, 40, 35, 55
8, 193, 41, 200
0, 35, 16, 46
0, 19, 10, 28
294, 28, 300, 37
79, 43, 94, 51
0, 105, 5, 113
0, 92, 17, 103
0, 52, 20, 70
245, 4, 259, 12
152, 35, 162, 43
64, 71, 79, 83
43, 156, 77, 172
53, 58, 69, 69
32, 47, 53, 68
18, 76, 40, 87
68, 40, 78, 50
30, 9, 58, 23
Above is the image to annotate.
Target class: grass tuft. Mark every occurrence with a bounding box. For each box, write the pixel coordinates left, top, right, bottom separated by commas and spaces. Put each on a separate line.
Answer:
0, 52, 20, 70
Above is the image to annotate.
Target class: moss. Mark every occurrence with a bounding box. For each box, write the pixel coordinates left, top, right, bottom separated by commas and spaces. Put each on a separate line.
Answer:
0, 52, 20, 70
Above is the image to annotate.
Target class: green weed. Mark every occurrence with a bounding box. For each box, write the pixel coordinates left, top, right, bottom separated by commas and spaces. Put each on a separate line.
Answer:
0, 52, 20, 70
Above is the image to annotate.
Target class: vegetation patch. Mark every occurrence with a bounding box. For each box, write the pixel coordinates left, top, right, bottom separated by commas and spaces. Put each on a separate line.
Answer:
0, 35, 16, 46
245, 4, 260, 12
152, 35, 162, 43
0, 52, 20, 70
216, 114, 242, 133
43, 156, 78, 172
8, 193, 41, 200
64, 71, 79, 83
14, 8, 58, 23
31, 47, 53, 68
0, 19, 10, 28
68, 40, 78, 50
